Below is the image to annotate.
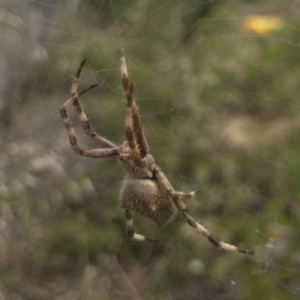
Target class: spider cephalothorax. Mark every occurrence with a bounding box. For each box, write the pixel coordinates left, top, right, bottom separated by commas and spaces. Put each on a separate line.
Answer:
118, 141, 154, 178
60, 46, 254, 254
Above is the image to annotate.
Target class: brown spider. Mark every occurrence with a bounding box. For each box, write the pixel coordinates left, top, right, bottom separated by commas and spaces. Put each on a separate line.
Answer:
60, 46, 254, 254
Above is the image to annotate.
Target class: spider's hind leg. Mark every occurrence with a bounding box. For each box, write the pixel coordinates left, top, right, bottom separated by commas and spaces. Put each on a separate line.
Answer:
151, 164, 254, 254
172, 197, 254, 254
124, 209, 159, 242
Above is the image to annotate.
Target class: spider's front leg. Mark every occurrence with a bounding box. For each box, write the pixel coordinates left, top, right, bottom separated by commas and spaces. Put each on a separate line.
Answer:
71, 59, 118, 149
60, 97, 119, 158
60, 60, 122, 159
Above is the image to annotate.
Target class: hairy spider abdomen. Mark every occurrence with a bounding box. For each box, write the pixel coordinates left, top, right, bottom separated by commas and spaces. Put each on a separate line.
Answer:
120, 177, 176, 226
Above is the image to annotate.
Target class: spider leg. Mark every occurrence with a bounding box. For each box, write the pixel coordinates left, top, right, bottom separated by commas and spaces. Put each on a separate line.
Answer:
172, 197, 254, 254
60, 90, 119, 158
120, 45, 149, 158
70, 59, 118, 148
150, 164, 199, 200
151, 164, 254, 254
169, 188, 201, 200
77, 148, 119, 158
124, 209, 159, 242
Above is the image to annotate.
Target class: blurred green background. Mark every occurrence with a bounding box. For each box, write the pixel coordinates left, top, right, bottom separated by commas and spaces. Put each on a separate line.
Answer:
0, 0, 300, 299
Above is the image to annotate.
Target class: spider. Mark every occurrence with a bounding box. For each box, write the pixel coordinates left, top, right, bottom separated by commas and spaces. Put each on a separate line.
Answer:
60, 46, 254, 255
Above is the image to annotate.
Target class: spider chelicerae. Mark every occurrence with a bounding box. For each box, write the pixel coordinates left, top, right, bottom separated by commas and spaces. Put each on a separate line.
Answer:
60, 46, 254, 255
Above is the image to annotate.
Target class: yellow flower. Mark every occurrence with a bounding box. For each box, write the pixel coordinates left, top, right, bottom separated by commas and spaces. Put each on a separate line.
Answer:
243, 15, 283, 35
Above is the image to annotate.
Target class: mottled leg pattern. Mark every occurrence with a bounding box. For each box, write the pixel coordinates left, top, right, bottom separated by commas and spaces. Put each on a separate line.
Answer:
120, 45, 149, 160
70, 59, 118, 149
60, 64, 119, 158
172, 197, 254, 254
151, 164, 254, 254
124, 209, 159, 242
150, 164, 200, 200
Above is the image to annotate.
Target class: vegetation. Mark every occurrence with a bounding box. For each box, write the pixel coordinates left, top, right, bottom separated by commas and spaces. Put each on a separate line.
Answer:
0, 0, 299, 299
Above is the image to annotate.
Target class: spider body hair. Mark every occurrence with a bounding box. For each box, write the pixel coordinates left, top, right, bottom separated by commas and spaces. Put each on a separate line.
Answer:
120, 177, 177, 226
118, 142, 176, 226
